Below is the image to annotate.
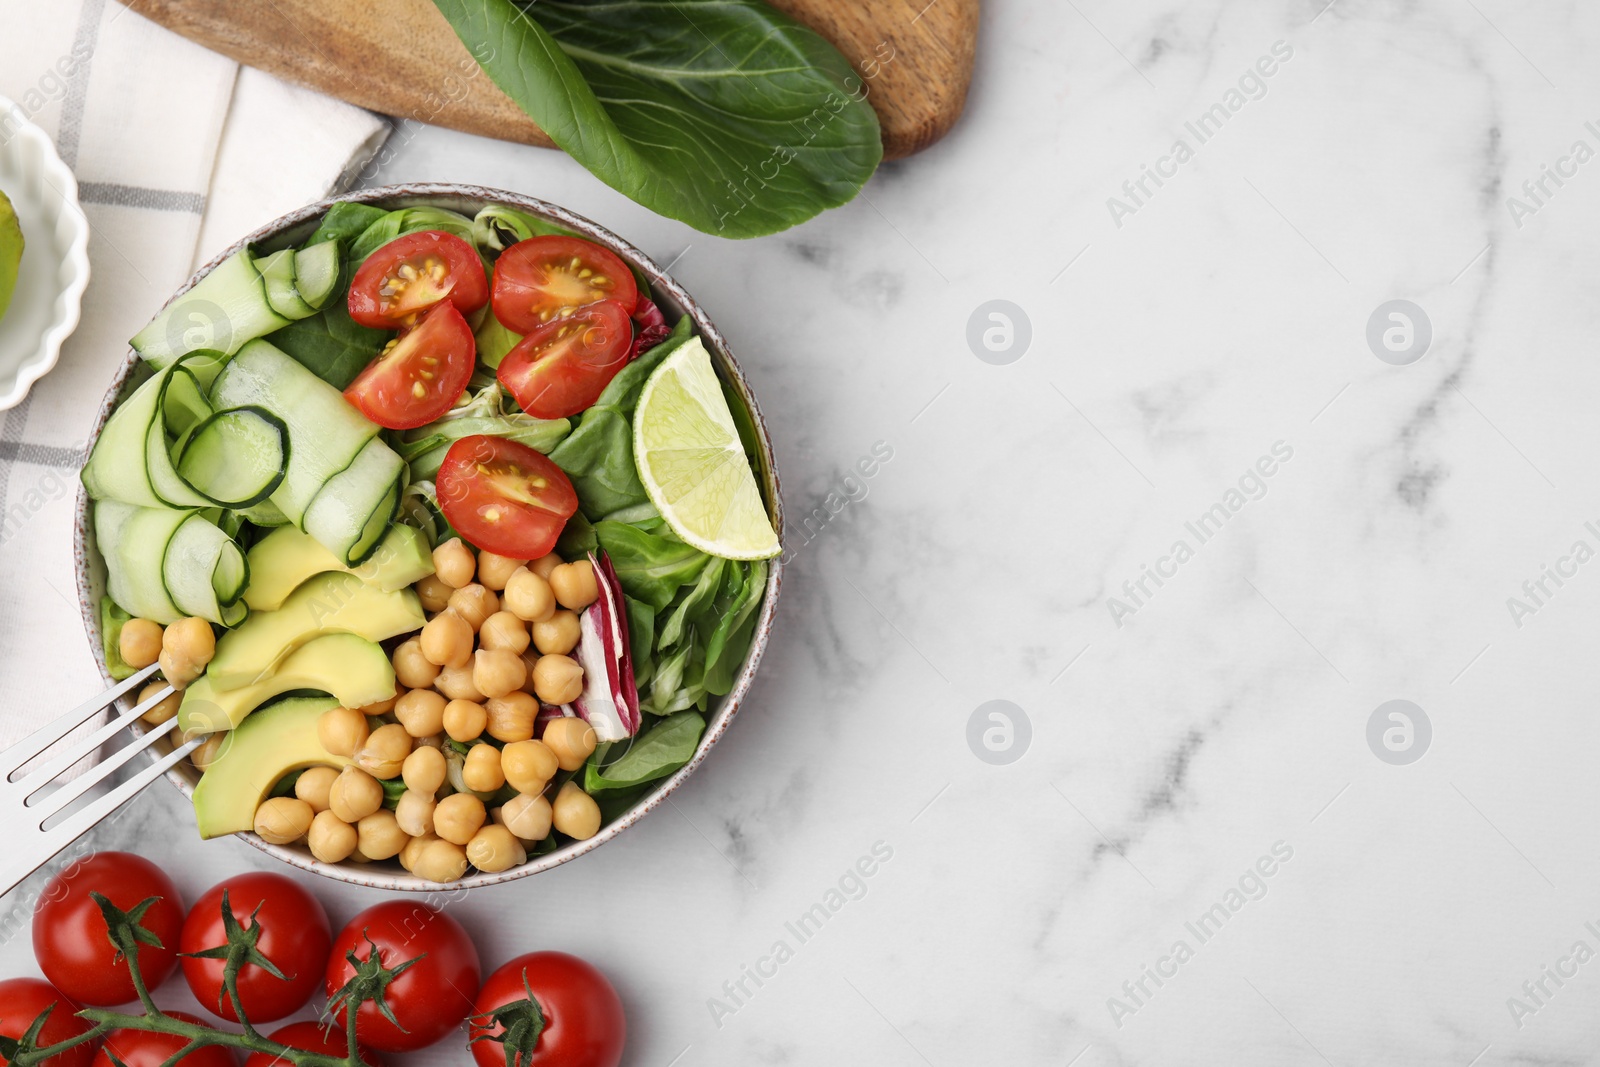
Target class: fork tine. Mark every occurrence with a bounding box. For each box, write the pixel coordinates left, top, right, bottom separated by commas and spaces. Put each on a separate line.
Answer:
14, 684, 176, 794
0, 664, 160, 780
32, 716, 181, 825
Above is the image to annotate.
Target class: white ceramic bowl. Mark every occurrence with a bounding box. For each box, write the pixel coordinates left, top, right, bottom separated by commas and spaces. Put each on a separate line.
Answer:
0, 96, 89, 410
75, 184, 783, 892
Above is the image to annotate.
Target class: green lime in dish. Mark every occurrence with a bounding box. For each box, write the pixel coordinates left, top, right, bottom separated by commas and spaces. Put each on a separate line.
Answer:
0, 190, 21, 323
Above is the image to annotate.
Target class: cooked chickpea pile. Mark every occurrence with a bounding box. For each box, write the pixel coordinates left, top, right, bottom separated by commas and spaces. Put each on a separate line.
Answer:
248, 541, 609, 882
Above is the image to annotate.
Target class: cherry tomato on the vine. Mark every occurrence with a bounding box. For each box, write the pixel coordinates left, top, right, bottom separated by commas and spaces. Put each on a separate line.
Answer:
92, 1014, 233, 1067
324, 901, 481, 1053
32, 852, 183, 1007
348, 230, 487, 329
0, 978, 99, 1067
243, 1022, 385, 1067
179, 872, 331, 1023
469, 952, 625, 1067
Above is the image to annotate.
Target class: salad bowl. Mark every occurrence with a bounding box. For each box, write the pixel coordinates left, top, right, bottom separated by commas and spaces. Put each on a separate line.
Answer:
73, 183, 783, 891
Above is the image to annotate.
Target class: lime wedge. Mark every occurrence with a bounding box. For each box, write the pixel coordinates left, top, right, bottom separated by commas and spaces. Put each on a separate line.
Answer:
634, 337, 779, 560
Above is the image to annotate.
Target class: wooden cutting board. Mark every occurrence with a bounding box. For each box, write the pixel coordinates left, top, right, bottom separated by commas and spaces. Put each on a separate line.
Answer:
131, 0, 978, 161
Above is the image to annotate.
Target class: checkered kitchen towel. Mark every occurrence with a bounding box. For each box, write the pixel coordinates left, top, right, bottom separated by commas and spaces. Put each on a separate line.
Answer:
0, 1, 389, 747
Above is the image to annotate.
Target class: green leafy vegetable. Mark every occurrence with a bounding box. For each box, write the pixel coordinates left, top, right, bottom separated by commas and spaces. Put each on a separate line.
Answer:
584, 711, 705, 794
348, 206, 478, 264
100, 596, 137, 681
267, 301, 386, 389
549, 316, 692, 519
431, 0, 883, 238
396, 380, 570, 480
595, 521, 711, 611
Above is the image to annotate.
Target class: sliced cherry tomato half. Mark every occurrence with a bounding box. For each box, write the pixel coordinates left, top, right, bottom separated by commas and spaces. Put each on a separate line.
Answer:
491, 235, 638, 333
498, 300, 633, 420
343, 302, 476, 430
437, 435, 578, 560
349, 230, 488, 329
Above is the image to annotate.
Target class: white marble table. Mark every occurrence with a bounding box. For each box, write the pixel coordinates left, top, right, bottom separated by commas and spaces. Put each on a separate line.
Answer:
9, 1, 1600, 1064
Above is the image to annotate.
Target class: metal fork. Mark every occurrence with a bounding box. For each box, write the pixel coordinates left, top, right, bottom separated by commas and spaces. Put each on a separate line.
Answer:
0, 664, 203, 896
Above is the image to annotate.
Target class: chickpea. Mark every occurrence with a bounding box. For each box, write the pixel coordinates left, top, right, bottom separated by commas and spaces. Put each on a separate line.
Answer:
329, 766, 383, 823
396, 789, 437, 837
318, 707, 369, 758
485, 692, 537, 743
420, 611, 474, 669
552, 781, 601, 840
503, 568, 556, 623
550, 561, 599, 611
412, 838, 469, 883
467, 824, 526, 873
119, 619, 164, 670
190, 733, 227, 772
355, 685, 402, 717
501, 739, 559, 795
308, 811, 358, 863
355, 723, 412, 779
448, 584, 499, 632
432, 537, 476, 589
479, 611, 530, 654
542, 716, 597, 771
477, 551, 526, 591
532, 654, 585, 706
443, 699, 488, 742
414, 573, 453, 614
158, 649, 200, 690
137, 681, 181, 726
499, 793, 553, 842
254, 797, 314, 845
462, 743, 506, 792
531, 610, 580, 656
163, 617, 216, 673
395, 689, 447, 738
295, 766, 340, 813
392, 636, 440, 690
435, 663, 485, 702
403, 745, 448, 794
357, 810, 409, 861
434, 793, 487, 846
474, 648, 527, 700
399, 832, 437, 872
530, 553, 563, 580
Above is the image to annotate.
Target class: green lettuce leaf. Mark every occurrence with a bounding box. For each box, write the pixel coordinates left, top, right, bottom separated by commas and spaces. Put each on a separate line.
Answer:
584, 710, 705, 794
430, 0, 883, 237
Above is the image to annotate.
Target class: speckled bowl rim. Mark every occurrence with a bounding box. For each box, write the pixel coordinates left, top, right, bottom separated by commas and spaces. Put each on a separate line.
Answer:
73, 183, 784, 892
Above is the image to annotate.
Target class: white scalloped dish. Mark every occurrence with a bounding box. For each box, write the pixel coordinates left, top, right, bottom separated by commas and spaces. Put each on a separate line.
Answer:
0, 96, 90, 410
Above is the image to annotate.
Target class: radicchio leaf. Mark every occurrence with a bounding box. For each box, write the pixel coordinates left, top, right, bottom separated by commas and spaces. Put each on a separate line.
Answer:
571, 551, 640, 741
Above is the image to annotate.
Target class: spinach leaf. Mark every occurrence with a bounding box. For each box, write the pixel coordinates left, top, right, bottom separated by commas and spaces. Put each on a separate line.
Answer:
310, 202, 388, 246
584, 711, 705, 794
549, 316, 692, 518
268, 301, 386, 389
624, 594, 655, 686
431, 0, 882, 238
595, 520, 710, 610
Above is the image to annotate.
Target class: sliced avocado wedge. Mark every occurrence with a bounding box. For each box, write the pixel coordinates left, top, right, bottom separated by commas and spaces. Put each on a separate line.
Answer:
191, 695, 351, 839
0, 190, 20, 323
243, 525, 434, 612
178, 631, 395, 734
206, 570, 422, 690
